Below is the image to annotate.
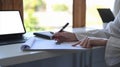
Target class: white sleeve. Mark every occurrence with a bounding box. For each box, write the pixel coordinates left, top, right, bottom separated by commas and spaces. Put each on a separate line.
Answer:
105, 36, 120, 66
113, 0, 120, 16
75, 10, 120, 41
105, 10, 120, 66
105, 10, 120, 36
74, 29, 110, 40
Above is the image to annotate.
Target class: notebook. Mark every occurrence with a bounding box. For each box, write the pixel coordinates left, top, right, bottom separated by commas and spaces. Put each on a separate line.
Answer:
0, 11, 26, 45
97, 8, 115, 23
21, 37, 86, 51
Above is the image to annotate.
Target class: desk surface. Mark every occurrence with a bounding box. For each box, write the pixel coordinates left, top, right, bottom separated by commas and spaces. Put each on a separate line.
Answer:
0, 43, 83, 66
0, 27, 102, 66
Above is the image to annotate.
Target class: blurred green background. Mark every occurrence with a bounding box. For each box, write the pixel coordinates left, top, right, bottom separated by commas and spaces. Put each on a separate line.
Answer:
23, 0, 69, 32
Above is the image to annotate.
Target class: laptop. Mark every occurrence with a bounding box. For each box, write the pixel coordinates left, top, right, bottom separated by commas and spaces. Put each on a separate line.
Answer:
97, 8, 115, 23
0, 11, 26, 45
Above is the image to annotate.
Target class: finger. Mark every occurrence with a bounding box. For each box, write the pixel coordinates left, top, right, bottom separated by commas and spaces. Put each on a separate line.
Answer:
53, 32, 62, 38
87, 38, 92, 48
86, 38, 92, 48
80, 37, 89, 48
53, 36, 59, 40
80, 37, 87, 46
72, 41, 81, 46
83, 38, 89, 48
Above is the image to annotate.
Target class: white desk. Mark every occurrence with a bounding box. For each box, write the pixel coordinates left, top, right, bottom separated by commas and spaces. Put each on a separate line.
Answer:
0, 33, 87, 66
0, 43, 86, 66
0, 28, 105, 67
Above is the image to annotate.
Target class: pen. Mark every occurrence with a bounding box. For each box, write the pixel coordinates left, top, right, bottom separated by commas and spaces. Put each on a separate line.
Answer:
56, 22, 69, 44
58, 22, 69, 32
50, 23, 69, 36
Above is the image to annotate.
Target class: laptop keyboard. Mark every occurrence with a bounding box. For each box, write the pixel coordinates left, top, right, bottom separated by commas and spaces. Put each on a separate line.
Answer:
0, 39, 27, 46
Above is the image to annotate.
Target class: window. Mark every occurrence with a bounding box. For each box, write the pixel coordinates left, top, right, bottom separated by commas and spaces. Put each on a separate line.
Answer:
23, 0, 73, 32
0, 0, 86, 32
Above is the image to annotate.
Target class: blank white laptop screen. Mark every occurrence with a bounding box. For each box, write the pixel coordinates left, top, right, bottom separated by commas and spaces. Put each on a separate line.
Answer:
0, 11, 25, 35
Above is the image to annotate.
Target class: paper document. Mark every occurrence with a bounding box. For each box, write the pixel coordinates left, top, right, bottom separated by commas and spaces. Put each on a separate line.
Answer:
21, 37, 86, 51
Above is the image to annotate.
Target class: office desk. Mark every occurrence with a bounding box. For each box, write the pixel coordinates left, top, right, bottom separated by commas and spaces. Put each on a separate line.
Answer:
0, 27, 105, 67
0, 43, 86, 66
0, 32, 88, 67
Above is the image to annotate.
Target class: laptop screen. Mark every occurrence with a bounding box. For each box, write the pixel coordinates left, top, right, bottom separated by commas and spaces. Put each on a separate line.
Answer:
0, 11, 25, 35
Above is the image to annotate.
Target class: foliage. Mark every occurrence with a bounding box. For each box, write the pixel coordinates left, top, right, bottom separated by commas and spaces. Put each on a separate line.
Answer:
24, 11, 45, 32
52, 4, 68, 11
24, 0, 45, 32
24, 0, 70, 32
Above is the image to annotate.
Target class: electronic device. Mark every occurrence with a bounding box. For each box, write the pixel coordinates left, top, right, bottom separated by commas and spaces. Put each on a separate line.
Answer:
97, 8, 115, 23
0, 10, 26, 45
34, 32, 53, 40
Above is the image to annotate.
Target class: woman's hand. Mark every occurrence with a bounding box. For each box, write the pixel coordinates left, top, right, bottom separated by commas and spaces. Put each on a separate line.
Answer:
72, 37, 108, 48
52, 31, 78, 42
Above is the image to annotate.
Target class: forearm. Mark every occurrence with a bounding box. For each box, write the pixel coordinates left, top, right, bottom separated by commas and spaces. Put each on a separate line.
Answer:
74, 29, 109, 41
92, 38, 108, 46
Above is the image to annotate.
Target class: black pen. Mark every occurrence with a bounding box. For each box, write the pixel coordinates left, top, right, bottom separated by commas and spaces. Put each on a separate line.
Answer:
56, 22, 69, 44
58, 22, 69, 32
50, 23, 69, 35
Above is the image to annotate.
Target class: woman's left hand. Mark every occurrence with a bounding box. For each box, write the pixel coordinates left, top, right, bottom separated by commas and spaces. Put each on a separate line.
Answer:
72, 37, 107, 48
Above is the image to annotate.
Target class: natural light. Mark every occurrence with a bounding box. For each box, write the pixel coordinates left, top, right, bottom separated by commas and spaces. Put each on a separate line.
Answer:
86, 0, 115, 29
23, 0, 73, 32
24, 0, 115, 32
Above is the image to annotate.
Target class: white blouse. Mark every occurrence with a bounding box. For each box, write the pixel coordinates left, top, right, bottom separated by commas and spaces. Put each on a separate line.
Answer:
74, 0, 120, 66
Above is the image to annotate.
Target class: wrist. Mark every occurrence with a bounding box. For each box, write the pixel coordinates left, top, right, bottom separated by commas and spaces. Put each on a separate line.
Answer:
91, 37, 108, 46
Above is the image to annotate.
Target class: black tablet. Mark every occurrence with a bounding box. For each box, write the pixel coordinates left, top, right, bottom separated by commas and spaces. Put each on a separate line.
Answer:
97, 8, 115, 23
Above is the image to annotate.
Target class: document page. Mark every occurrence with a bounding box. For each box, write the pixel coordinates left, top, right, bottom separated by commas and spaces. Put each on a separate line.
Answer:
21, 37, 86, 51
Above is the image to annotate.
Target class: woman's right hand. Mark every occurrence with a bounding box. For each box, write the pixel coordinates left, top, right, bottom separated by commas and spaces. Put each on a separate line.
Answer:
52, 31, 78, 42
